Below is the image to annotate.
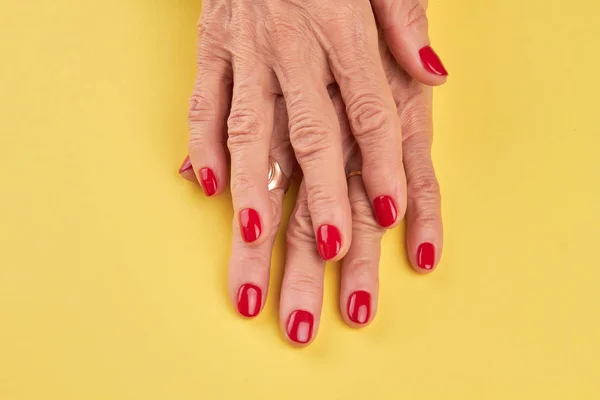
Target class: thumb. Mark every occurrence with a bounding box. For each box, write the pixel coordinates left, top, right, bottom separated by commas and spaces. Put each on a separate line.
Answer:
372, 0, 448, 85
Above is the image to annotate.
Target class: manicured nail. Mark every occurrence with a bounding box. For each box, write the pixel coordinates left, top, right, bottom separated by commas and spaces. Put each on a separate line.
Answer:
286, 310, 314, 344
417, 242, 435, 270
178, 156, 193, 174
317, 224, 342, 260
237, 284, 262, 318
347, 291, 371, 325
373, 195, 398, 228
419, 46, 448, 76
199, 167, 218, 196
239, 208, 262, 243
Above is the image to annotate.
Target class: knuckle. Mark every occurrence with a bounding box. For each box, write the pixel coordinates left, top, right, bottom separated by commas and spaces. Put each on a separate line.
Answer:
232, 251, 269, 272
188, 91, 217, 124
283, 271, 322, 298
227, 107, 263, 147
347, 94, 394, 137
350, 197, 381, 232
400, 103, 432, 142
289, 120, 333, 162
286, 204, 315, 247
409, 175, 441, 200
405, 1, 428, 30
304, 182, 341, 215
411, 207, 439, 227
230, 169, 256, 196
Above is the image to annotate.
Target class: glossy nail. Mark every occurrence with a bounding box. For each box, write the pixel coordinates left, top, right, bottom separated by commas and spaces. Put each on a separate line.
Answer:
317, 224, 342, 260
237, 284, 262, 318
348, 291, 371, 325
178, 156, 193, 174
373, 195, 398, 228
286, 310, 314, 344
417, 242, 435, 270
239, 208, 262, 243
199, 167, 217, 197
419, 46, 448, 76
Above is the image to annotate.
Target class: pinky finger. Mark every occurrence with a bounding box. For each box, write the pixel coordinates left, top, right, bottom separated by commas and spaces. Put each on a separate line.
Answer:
403, 133, 443, 273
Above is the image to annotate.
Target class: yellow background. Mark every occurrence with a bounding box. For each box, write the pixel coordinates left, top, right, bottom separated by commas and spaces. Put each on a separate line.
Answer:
1, 0, 599, 398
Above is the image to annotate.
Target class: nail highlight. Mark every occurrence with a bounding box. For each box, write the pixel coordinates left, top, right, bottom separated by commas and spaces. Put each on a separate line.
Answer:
199, 167, 218, 196
239, 208, 262, 243
317, 224, 342, 260
178, 156, 193, 174
419, 46, 448, 76
237, 284, 262, 318
417, 242, 435, 270
373, 195, 398, 228
348, 291, 371, 325
286, 310, 314, 344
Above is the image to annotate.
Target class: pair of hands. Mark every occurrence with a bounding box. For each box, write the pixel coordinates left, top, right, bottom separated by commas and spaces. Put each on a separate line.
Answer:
179, 0, 445, 346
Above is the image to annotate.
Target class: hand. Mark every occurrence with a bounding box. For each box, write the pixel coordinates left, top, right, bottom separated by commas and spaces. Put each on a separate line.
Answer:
183, 0, 447, 264
180, 32, 443, 346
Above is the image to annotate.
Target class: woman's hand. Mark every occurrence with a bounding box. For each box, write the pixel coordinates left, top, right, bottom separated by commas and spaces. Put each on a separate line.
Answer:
184, 0, 447, 263
180, 30, 443, 345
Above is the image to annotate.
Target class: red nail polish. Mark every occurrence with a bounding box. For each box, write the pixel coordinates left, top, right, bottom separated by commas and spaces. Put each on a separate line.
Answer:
348, 291, 371, 325
237, 284, 262, 318
199, 168, 218, 196
178, 156, 193, 174
373, 195, 398, 228
419, 46, 448, 76
317, 224, 342, 260
239, 208, 262, 243
417, 242, 435, 270
286, 310, 314, 344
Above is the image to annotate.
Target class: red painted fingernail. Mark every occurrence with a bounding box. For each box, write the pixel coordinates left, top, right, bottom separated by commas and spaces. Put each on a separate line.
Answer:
178, 156, 193, 174
419, 46, 448, 76
286, 310, 314, 344
348, 291, 371, 325
199, 168, 218, 196
417, 242, 435, 270
317, 224, 342, 260
237, 284, 262, 318
239, 208, 262, 243
373, 195, 397, 228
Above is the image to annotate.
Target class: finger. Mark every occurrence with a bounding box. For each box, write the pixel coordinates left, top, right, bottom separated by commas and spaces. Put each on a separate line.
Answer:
273, 62, 352, 262
187, 44, 232, 197
371, 0, 448, 85
227, 62, 276, 245
340, 174, 385, 327
229, 96, 295, 317
280, 181, 325, 346
402, 87, 443, 272
327, 8, 407, 229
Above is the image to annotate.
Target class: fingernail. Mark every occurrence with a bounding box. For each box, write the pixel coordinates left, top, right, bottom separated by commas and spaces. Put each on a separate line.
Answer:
419, 46, 448, 76
239, 208, 262, 243
286, 310, 314, 344
317, 224, 342, 260
347, 290, 371, 325
417, 242, 435, 270
237, 284, 262, 318
178, 156, 193, 174
373, 195, 398, 228
199, 167, 218, 196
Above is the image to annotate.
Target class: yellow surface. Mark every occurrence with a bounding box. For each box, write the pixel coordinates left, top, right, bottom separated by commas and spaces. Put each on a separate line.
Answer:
1, 0, 599, 399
